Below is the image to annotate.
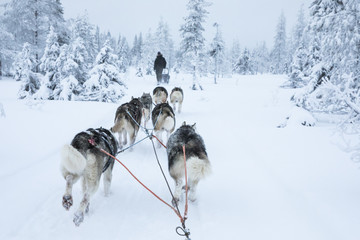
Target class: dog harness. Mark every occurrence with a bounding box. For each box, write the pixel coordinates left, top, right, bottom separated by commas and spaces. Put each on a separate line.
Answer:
86, 128, 118, 173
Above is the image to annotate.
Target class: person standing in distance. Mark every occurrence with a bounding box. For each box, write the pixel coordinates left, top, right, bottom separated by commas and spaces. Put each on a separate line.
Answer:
154, 52, 167, 85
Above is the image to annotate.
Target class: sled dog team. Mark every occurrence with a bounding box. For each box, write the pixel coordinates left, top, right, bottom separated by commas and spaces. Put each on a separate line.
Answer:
60, 86, 211, 226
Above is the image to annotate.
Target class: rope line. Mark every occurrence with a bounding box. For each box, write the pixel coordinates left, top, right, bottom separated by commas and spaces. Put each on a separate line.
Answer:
98, 147, 185, 223
116, 135, 150, 154
150, 138, 181, 215
103, 105, 190, 238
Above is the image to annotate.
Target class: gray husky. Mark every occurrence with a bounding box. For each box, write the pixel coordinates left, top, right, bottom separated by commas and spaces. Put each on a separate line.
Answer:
166, 122, 211, 205
152, 102, 175, 148
139, 92, 152, 128
170, 87, 183, 114
60, 127, 118, 226
153, 86, 168, 104
111, 97, 143, 149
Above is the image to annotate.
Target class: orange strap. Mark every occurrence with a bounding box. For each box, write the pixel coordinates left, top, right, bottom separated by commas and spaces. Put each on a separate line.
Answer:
151, 134, 168, 149
183, 145, 189, 221
99, 148, 185, 223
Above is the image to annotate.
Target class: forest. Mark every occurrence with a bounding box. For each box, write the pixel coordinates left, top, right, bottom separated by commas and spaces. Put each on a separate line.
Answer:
0, 0, 359, 119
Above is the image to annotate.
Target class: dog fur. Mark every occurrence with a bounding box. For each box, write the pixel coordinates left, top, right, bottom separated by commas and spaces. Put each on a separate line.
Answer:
153, 86, 168, 104
139, 92, 153, 128
170, 87, 183, 114
111, 97, 143, 150
60, 127, 118, 226
152, 102, 175, 148
166, 122, 211, 205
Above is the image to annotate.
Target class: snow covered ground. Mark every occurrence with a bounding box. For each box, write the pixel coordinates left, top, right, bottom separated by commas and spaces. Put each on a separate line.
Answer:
1, 73, 360, 240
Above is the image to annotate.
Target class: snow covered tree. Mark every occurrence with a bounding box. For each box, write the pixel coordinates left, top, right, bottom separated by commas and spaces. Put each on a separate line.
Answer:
0, 17, 14, 77
40, 26, 60, 73
142, 29, 156, 75
252, 42, 270, 74
155, 19, 175, 70
271, 11, 288, 74
287, 5, 309, 88
234, 48, 253, 75
292, 0, 360, 116
131, 33, 144, 69
32, 26, 61, 100
179, 0, 211, 90
82, 41, 126, 103
16, 43, 40, 99
115, 35, 130, 73
289, 5, 307, 57
70, 13, 97, 67
51, 43, 84, 101
209, 23, 225, 83
230, 40, 241, 73
3, 0, 66, 72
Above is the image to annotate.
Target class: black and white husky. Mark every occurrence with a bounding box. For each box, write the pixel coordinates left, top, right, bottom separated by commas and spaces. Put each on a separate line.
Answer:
153, 86, 168, 104
166, 122, 211, 205
139, 92, 153, 128
60, 127, 118, 226
111, 97, 143, 149
170, 87, 183, 114
152, 102, 175, 147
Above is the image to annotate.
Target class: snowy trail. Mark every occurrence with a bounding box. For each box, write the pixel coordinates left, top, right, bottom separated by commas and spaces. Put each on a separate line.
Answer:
1, 74, 360, 240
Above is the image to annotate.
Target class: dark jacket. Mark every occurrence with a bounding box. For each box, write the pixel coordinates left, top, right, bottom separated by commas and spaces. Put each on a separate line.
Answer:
154, 55, 166, 71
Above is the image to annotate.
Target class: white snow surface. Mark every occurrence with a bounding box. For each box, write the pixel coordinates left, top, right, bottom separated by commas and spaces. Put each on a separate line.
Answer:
1, 73, 360, 240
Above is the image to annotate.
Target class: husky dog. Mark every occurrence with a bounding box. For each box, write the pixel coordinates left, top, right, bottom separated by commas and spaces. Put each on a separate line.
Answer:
170, 87, 183, 114
166, 122, 211, 205
153, 86, 168, 104
111, 97, 143, 149
139, 92, 153, 128
152, 102, 175, 148
60, 127, 118, 226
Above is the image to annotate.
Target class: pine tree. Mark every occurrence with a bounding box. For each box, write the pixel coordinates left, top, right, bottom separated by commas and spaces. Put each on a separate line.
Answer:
209, 23, 225, 83
71, 13, 97, 67
230, 40, 241, 74
271, 11, 288, 74
292, 0, 360, 116
116, 35, 130, 73
234, 48, 253, 75
131, 33, 144, 69
33, 26, 61, 100
83, 41, 126, 103
252, 42, 270, 74
40, 26, 60, 74
3, 0, 66, 72
179, 0, 211, 90
155, 19, 175, 70
16, 43, 40, 99
0, 17, 14, 77
142, 29, 156, 75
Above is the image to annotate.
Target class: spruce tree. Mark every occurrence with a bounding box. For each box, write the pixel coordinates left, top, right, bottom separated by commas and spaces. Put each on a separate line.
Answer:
271, 11, 288, 74
209, 23, 225, 83
83, 41, 126, 103
179, 0, 211, 90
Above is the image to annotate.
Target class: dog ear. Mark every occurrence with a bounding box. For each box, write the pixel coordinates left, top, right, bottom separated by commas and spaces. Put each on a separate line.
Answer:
192, 123, 196, 130
182, 121, 186, 126
131, 96, 134, 100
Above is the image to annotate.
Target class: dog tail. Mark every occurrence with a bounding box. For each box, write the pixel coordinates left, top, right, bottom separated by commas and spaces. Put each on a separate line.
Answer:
111, 117, 126, 133
61, 144, 87, 175
187, 157, 212, 182
163, 115, 175, 132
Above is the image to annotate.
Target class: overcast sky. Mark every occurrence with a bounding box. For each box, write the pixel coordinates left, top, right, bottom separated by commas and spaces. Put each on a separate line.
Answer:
61, 0, 313, 49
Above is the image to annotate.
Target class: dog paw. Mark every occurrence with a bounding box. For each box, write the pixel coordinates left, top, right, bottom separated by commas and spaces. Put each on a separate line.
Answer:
73, 211, 84, 226
62, 195, 73, 211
